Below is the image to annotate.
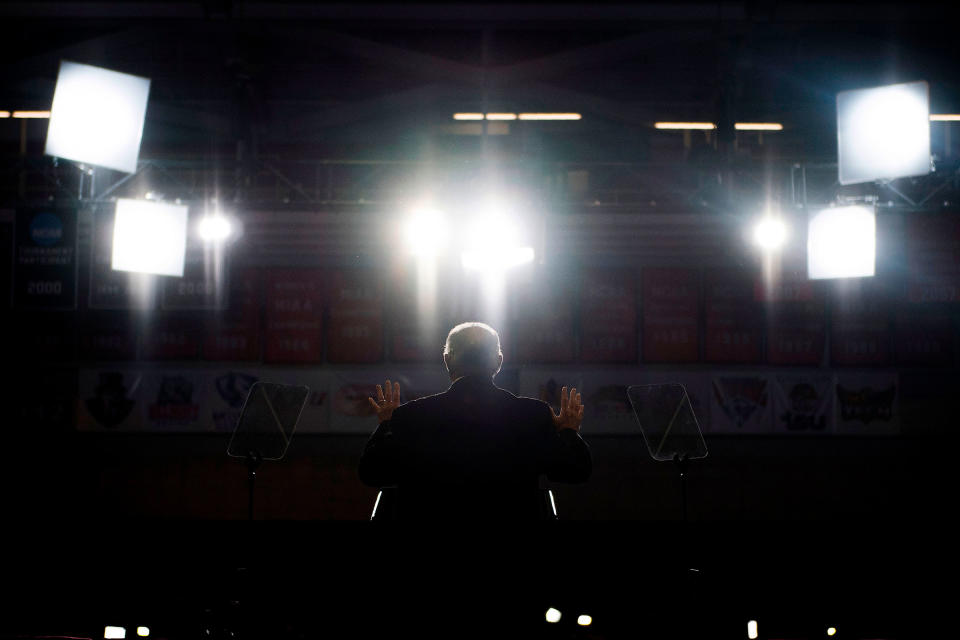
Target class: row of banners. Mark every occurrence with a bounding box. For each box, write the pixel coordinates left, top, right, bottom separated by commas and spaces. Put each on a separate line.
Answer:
43, 366, 900, 436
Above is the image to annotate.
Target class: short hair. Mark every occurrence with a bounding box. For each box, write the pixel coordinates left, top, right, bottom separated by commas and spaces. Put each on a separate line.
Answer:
444, 322, 502, 375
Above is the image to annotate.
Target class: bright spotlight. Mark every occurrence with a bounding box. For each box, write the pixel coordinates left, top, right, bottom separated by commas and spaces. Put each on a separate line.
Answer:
827, 627, 837, 636
197, 214, 234, 243
545, 608, 561, 623
460, 209, 534, 272
404, 207, 448, 257
112, 198, 188, 276
104, 627, 126, 639
837, 80, 930, 185
45, 61, 151, 174
807, 205, 875, 279
136, 628, 150, 637
747, 620, 758, 639
577, 614, 593, 626
753, 217, 788, 251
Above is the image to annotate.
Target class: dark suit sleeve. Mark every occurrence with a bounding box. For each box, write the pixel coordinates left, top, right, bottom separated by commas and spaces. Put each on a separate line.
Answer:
537, 404, 592, 483
357, 407, 408, 488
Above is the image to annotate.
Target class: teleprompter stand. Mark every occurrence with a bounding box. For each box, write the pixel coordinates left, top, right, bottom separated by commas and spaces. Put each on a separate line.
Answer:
227, 382, 310, 520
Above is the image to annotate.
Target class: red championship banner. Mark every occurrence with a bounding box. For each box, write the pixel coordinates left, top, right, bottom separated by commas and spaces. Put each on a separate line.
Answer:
388, 263, 453, 362
893, 308, 954, 366
140, 315, 201, 361
79, 311, 137, 361
642, 267, 699, 362
704, 269, 761, 363
579, 268, 637, 362
509, 274, 575, 364
905, 214, 960, 303
326, 268, 384, 363
830, 279, 890, 366
203, 267, 262, 361
264, 269, 324, 363
757, 276, 825, 365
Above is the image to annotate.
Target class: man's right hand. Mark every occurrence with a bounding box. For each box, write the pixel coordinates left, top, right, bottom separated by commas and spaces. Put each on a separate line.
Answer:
368, 379, 401, 422
551, 386, 584, 432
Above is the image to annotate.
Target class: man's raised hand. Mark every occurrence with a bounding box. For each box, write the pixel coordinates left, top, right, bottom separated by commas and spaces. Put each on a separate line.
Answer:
551, 386, 584, 432
368, 379, 401, 422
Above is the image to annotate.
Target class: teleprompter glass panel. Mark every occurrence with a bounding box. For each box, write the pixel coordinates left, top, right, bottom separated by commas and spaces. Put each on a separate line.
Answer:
627, 384, 707, 462
227, 382, 309, 460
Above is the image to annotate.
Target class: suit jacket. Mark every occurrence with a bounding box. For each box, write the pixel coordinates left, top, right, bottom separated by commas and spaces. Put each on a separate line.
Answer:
358, 375, 592, 520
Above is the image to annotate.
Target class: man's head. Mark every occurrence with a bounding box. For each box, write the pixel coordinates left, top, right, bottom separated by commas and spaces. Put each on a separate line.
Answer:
443, 322, 503, 380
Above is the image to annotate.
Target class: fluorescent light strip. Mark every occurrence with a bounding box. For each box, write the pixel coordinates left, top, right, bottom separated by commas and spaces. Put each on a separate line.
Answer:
735, 122, 783, 131
453, 113, 484, 120
485, 113, 517, 120
655, 122, 716, 130
13, 110, 51, 118
930, 114, 960, 121
518, 113, 582, 120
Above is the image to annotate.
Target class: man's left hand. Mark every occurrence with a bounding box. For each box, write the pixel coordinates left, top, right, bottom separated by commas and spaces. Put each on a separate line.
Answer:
368, 379, 401, 422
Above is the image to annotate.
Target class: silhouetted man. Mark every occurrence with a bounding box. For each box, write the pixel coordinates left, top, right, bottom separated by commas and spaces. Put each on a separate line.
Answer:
359, 322, 591, 520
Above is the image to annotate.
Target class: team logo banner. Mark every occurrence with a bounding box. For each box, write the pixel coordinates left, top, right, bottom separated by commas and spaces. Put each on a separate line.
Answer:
710, 374, 772, 433
78, 369, 145, 430
142, 370, 208, 432
13, 207, 78, 309
328, 367, 451, 433
772, 374, 835, 434
834, 373, 899, 435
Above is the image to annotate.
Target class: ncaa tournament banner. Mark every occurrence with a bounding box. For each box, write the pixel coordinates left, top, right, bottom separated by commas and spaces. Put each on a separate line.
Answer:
704, 268, 762, 363
140, 314, 201, 360
579, 267, 637, 363
709, 373, 772, 434
641, 268, 699, 363
327, 367, 452, 433
162, 239, 228, 310
893, 308, 954, 367
834, 372, 899, 435
13, 206, 78, 309
141, 369, 210, 432
77, 369, 146, 431
325, 268, 384, 363
757, 277, 826, 366
89, 207, 157, 309
904, 215, 960, 303
830, 279, 890, 366
264, 268, 324, 363
509, 274, 576, 364
388, 263, 454, 362
203, 267, 262, 361
772, 374, 835, 435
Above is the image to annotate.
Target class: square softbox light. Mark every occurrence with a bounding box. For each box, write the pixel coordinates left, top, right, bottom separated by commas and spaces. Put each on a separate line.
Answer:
836, 81, 930, 185
807, 205, 876, 280
45, 61, 151, 174
111, 199, 188, 277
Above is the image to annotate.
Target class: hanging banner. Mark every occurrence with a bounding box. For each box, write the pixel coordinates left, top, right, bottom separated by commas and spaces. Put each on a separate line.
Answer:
834, 372, 899, 435
77, 369, 145, 430
509, 274, 576, 364
79, 312, 137, 361
772, 374, 835, 434
388, 263, 453, 362
709, 374, 772, 434
12, 312, 77, 362
13, 206, 78, 309
89, 207, 158, 309
162, 240, 228, 310
642, 268, 699, 362
140, 315, 201, 360
704, 269, 762, 363
893, 309, 954, 366
759, 277, 826, 365
326, 268, 384, 363
203, 267, 262, 361
830, 279, 890, 366
264, 269, 324, 363
579, 267, 637, 362
905, 215, 960, 302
